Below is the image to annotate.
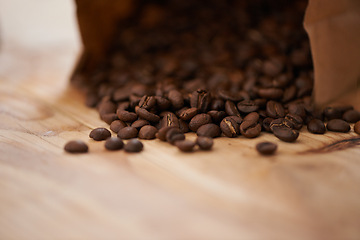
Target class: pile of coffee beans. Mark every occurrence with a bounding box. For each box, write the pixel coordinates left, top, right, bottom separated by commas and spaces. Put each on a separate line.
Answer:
67, 0, 360, 155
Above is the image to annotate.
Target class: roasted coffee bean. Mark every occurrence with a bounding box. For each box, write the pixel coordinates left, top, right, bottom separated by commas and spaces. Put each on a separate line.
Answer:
168, 89, 184, 109
262, 117, 274, 132
243, 112, 259, 123
64, 140, 88, 153
257, 88, 283, 100
89, 128, 111, 141
179, 119, 190, 133
307, 119, 326, 134
138, 95, 156, 110
101, 113, 118, 125
270, 118, 294, 131
179, 107, 198, 121
218, 89, 244, 102
166, 128, 185, 144
256, 142, 277, 155
287, 103, 306, 120
211, 98, 225, 111
237, 100, 259, 113
227, 115, 243, 125
208, 110, 226, 123
285, 113, 303, 130
117, 126, 138, 139
156, 126, 176, 141
190, 89, 211, 112
189, 114, 212, 132
225, 101, 241, 117
160, 112, 179, 128
116, 110, 137, 122
124, 139, 143, 153
272, 127, 299, 142
196, 123, 221, 138
326, 119, 350, 133
175, 140, 196, 152
342, 110, 360, 123
155, 96, 171, 111
240, 121, 261, 138
136, 108, 160, 122
354, 121, 360, 135
105, 137, 124, 150
131, 119, 150, 129
266, 101, 285, 118
220, 117, 239, 138
324, 106, 353, 120
196, 136, 213, 150
110, 120, 127, 133
138, 125, 158, 140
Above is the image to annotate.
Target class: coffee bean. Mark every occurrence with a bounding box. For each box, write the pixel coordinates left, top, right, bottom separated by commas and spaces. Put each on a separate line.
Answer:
168, 90, 184, 109
243, 112, 259, 123
131, 119, 150, 129
324, 106, 353, 120
190, 89, 211, 112
262, 117, 274, 132
266, 101, 285, 118
110, 120, 127, 133
342, 110, 360, 123
285, 113, 303, 130
124, 139, 143, 153
166, 128, 185, 144
160, 112, 179, 128
116, 110, 137, 122
136, 108, 160, 122
218, 89, 244, 102
272, 126, 299, 142
220, 117, 239, 138
155, 96, 171, 111
179, 119, 190, 133
307, 119, 326, 134
175, 140, 196, 152
117, 126, 138, 139
354, 121, 360, 135
138, 95, 156, 110
287, 103, 306, 120
179, 107, 198, 121
225, 101, 241, 117
156, 126, 176, 141
326, 119, 350, 133
89, 128, 111, 141
237, 100, 259, 113
64, 140, 88, 153
138, 125, 158, 140
256, 142, 277, 155
105, 137, 124, 150
100, 113, 118, 125
189, 113, 212, 132
211, 98, 225, 111
257, 88, 283, 100
196, 136, 213, 150
117, 101, 130, 111
270, 118, 294, 131
196, 123, 221, 138
240, 121, 261, 138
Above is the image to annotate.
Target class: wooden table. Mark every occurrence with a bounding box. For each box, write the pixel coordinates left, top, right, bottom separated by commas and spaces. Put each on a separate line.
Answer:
1, 1, 360, 239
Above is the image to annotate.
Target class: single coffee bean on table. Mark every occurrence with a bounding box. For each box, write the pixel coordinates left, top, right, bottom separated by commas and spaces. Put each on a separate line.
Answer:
256, 142, 277, 155
326, 119, 351, 133
89, 128, 111, 141
138, 125, 158, 140
64, 140, 88, 153
117, 126, 138, 139
105, 137, 124, 151
342, 110, 360, 123
196, 123, 221, 138
307, 119, 326, 134
124, 139, 144, 153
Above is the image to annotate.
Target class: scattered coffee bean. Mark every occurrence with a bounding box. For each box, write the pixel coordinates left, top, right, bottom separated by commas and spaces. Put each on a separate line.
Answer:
225, 101, 241, 117
272, 126, 299, 142
196, 123, 221, 138
136, 108, 160, 122
175, 140, 196, 152
138, 95, 156, 110
138, 125, 158, 140
190, 89, 211, 112
105, 137, 124, 150
354, 121, 360, 135
117, 126, 138, 139
64, 140, 88, 153
160, 112, 180, 128
89, 128, 111, 141
110, 120, 127, 133
285, 113, 303, 130
179, 107, 198, 121
196, 136, 213, 150
124, 139, 143, 153
240, 120, 261, 138
327, 119, 350, 133
307, 119, 326, 134
237, 100, 259, 113
256, 142, 277, 155
116, 110, 137, 122
342, 110, 360, 123
131, 119, 150, 129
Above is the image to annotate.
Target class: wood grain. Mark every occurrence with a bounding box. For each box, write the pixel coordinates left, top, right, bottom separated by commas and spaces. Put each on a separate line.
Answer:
1, 1, 360, 239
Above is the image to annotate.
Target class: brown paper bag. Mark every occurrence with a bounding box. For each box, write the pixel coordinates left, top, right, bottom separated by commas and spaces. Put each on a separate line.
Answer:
73, 0, 360, 107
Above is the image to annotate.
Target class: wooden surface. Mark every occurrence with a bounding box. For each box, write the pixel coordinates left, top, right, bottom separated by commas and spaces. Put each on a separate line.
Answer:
1, 1, 360, 239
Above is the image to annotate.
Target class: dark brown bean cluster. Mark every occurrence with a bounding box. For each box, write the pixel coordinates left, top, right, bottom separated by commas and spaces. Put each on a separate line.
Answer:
70, 0, 359, 156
